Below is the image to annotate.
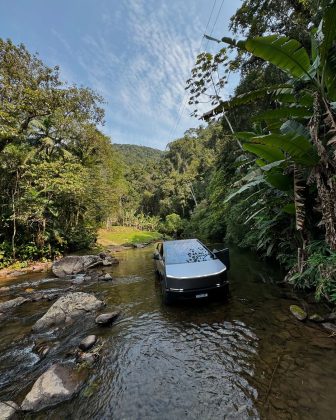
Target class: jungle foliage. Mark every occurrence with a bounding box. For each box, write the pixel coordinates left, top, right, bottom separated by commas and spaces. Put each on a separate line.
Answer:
115, 125, 224, 233
186, 0, 336, 303
0, 39, 125, 266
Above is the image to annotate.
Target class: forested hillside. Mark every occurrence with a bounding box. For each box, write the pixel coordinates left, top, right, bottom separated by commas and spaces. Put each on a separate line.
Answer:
113, 144, 162, 167
114, 126, 223, 235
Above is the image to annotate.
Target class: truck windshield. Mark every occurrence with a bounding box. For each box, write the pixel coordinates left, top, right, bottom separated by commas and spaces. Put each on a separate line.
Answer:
164, 239, 215, 264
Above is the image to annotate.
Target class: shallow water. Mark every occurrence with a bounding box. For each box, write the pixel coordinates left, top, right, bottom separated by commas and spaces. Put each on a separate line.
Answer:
0, 246, 336, 419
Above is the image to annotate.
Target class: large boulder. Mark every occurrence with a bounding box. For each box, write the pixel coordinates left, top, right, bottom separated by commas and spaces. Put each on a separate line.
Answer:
21, 364, 85, 412
52, 254, 117, 278
32, 292, 104, 332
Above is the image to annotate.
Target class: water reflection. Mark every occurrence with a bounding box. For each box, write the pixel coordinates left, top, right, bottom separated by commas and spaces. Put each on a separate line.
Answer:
0, 246, 336, 420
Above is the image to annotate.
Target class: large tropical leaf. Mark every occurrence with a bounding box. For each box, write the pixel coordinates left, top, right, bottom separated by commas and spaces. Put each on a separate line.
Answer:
264, 171, 293, 191
260, 159, 286, 171
224, 176, 265, 203
275, 92, 314, 107
244, 207, 267, 224
325, 46, 336, 100
202, 84, 290, 119
235, 132, 258, 141
243, 143, 285, 162
283, 203, 296, 214
245, 36, 311, 79
250, 133, 319, 166
253, 107, 311, 122
280, 120, 310, 138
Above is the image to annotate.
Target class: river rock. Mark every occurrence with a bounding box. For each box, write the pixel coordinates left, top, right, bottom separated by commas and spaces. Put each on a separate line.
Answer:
308, 313, 324, 323
289, 305, 307, 321
79, 335, 97, 351
32, 292, 104, 332
52, 254, 117, 278
76, 351, 99, 364
71, 274, 86, 285
33, 341, 51, 359
98, 273, 113, 281
99, 253, 119, 265
21, 364, 85, 412
9, 270, 26, 277
30, 291, 64, 302
322, 322, 336, 334
0, 401, 19, 419
326, 312, 336, 321
0, 296, 29, 312
95, 311, 120, 326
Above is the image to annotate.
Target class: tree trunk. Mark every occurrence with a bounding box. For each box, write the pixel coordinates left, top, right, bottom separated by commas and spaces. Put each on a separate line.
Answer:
11, 170, 19, 259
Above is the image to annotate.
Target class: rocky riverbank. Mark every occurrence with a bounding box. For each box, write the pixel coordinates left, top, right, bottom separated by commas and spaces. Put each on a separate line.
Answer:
0, 261, 52, 280
0, 253, 122, 415
0, 243, 150, 280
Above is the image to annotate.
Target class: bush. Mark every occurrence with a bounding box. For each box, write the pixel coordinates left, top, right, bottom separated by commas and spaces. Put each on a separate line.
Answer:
288, 241, 336, 304
183, 200, 226, 241
0, 241, 53, 268
65, 226, 97, 251
0, 241, 13, 268
160, 213, 184, 237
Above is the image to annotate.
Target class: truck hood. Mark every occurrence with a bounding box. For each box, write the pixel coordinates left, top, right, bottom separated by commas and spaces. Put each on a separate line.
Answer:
165, 259, 226, 279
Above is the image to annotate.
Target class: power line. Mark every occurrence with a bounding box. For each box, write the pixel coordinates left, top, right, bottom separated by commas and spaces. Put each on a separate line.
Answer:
197, 0, 218, 54
204, 0, 225, 50
166, 0, 219, 149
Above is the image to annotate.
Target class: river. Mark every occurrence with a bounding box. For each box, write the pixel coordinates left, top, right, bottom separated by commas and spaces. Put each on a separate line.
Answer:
0, 246, 336, 419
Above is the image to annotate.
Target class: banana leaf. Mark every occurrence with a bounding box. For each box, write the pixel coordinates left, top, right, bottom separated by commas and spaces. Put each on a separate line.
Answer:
245, 36, 311, 80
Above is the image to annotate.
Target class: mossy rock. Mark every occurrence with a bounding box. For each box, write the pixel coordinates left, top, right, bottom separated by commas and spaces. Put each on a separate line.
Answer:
308, 313, 324, 323
290, 305, 307, 321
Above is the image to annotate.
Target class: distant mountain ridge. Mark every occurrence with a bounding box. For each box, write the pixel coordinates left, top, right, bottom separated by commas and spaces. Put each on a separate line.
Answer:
113, 143, 163, 168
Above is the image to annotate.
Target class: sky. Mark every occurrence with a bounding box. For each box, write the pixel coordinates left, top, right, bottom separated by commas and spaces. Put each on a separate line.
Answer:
0, 0, 241, 149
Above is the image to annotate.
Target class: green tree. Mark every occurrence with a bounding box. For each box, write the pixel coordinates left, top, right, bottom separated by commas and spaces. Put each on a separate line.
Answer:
161, 213, 184, 237
0, 39, 124, 264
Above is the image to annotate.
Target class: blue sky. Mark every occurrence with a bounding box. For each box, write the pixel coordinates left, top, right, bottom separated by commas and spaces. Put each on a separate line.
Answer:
0, 0, 241, 149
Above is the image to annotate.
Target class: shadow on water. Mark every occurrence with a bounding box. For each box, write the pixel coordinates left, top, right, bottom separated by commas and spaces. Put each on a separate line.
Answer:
1, 245, 336, 419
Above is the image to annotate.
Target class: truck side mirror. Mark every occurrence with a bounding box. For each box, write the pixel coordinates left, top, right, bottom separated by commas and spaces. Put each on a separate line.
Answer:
214, 248, 230, 270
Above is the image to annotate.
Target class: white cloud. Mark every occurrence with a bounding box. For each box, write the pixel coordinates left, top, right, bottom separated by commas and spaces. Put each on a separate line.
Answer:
74, 0, 204, 148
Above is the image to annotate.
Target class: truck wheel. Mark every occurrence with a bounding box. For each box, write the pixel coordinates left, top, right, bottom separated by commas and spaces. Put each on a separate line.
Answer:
161, 280, 173, 305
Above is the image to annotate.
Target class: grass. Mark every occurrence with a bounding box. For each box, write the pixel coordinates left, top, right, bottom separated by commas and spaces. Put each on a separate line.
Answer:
97, 226, 163, 246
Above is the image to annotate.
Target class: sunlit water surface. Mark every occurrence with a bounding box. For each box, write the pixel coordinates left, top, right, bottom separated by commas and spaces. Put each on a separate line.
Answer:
0, 246, 336, 419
